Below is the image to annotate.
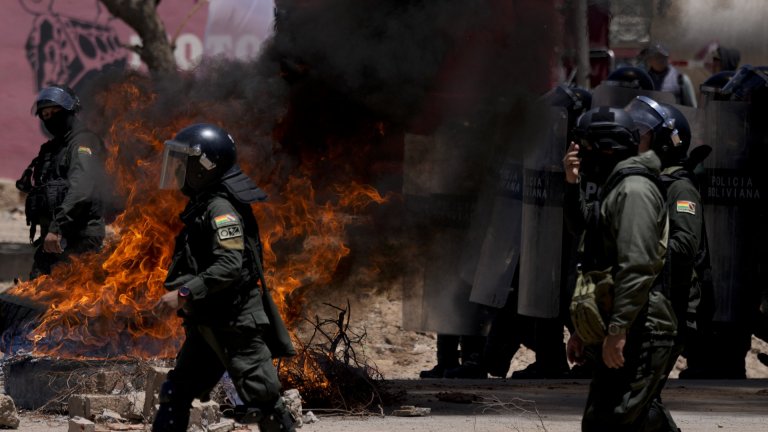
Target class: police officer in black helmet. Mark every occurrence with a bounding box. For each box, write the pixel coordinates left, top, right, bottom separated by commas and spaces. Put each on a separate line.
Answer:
604, 66, 656, 91
625, 96, 712, 430
17, 85, 106, 279
563, 105, 677, 431
153, 123, 296, 432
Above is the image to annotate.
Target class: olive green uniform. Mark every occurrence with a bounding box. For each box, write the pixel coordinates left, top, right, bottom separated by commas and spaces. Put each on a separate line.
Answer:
23, 119, 106, 278
565, 150, 678, 431
156, 190, 283, 431
662, 166, 704, 335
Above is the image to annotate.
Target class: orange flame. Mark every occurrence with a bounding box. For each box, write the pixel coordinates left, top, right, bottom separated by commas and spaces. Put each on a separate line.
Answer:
7, 74, 390, 363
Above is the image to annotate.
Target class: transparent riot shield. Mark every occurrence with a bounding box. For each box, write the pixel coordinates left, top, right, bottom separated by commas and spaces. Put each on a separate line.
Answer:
591, 84, 677, 109
700, 101, 763, 323
401, 128, 492, 335
516, 107, 568, 318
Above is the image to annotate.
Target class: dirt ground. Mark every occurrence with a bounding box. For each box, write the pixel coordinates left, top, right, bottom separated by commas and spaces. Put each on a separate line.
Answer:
2, 180, 768, 431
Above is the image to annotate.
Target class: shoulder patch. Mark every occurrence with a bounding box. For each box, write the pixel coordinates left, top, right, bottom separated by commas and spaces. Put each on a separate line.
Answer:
77, 146, 92, 155
217, 224, 243, 240
675, 200, 696, 215
213, 213, 238, 227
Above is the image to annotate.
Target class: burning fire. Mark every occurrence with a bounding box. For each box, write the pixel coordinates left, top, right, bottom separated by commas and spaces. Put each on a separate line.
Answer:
6, 74, 389, 362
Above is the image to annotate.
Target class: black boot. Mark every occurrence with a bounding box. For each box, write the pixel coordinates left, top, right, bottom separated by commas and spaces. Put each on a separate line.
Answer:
419, 363, 450, 379
420, 334, 460, 379
257, 398, 297, 432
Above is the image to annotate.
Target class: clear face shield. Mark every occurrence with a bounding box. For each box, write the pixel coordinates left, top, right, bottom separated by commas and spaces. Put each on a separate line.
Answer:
159, 140, 201, 190
625, 96, 681, 146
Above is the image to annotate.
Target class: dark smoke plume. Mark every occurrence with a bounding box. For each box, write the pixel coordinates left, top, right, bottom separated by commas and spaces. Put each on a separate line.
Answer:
78, 0, 562, 322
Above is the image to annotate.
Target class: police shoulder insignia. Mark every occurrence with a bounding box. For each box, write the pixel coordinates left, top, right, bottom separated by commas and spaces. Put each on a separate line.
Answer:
675, 200, 696, 215
213, 213, 238, 227
77, 146, 92, 155
217, 224, 243, 240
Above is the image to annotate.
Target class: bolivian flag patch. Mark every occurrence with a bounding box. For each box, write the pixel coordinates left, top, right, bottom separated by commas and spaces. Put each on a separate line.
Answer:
77, 146, 92, 155
676, 200, 696, 215
214, 214, 238, 227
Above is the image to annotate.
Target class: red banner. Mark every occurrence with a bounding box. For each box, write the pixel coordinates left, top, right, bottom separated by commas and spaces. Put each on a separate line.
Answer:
0, 0, 274, 180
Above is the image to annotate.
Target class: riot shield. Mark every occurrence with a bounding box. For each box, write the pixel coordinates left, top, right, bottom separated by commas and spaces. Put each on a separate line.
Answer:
401, 128, 492, 335
700, 101, 763, 323
465, 155, 523, 308
591, 84, 676, 108
516, 107, 568, 318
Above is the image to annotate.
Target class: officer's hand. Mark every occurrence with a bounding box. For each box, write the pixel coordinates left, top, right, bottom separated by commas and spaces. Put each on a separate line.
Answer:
43, 232, 64, 254
566, 332, 585, 365
602, 333, 626, 369
563, 142, 581, 184
154, 290, 185, 315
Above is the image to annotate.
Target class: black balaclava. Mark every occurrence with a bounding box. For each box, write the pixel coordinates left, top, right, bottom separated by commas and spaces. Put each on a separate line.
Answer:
42, 110, 74, 137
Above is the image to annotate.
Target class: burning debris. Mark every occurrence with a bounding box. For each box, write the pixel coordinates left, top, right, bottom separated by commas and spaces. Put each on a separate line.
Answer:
0, 67, 393, 418
280, 302, 400, 413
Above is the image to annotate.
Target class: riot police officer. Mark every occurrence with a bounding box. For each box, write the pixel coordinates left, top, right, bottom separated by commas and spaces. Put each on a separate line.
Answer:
603, 66, 656, 91
625, 96, 710, 429
563, 106, 677, 431
153, 123, 296, 432
16, 85, 106, 279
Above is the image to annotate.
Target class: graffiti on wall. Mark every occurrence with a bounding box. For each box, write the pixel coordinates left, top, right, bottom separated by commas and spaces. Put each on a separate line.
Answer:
21, 0, 127, 92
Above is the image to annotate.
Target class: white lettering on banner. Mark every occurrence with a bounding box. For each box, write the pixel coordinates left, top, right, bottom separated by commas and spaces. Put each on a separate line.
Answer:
234, 34, 264, 59
206, 35, 233, 55
127, 33, 204, 71
206, 34, 266, 60
175, 33, 203, 69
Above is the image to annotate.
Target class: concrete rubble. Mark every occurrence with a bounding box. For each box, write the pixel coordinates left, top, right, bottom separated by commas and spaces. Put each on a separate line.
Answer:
0, 394, 21, 429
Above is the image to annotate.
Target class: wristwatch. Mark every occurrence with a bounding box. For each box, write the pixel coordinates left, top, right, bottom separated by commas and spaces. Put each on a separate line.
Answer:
608, 323, 626, 336
178, 286, 191, 298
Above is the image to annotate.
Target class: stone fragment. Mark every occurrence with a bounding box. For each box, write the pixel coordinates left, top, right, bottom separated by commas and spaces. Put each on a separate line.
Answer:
0, 395, 20, 429
68, 416, 96, 432
391, 405, 431, 417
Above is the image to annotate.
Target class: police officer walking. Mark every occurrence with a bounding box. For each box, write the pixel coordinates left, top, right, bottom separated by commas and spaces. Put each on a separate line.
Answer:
153, 124, 296, 432
16, 85, 106, 279
563, 106, 678, 431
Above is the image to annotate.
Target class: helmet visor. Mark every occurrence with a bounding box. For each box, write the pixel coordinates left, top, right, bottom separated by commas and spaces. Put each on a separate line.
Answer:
31, 87, 77, 115
159, 140, 200, 190
625, 96, 676, 137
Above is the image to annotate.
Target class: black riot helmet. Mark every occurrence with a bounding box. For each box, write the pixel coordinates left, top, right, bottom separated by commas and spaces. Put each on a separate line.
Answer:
31, 84, 81, 115
542, 84, 592, 114
603, 66, 656, 91
720, 64, 768, 102
160, 123, 237, 194
574, 106, 640, 183
575, 106, 640, 153
32, 85, 81, 137
657, 103, 692, 166
541, 84, 592, 141
700, 71, 735, 102
624, 96, 682, 160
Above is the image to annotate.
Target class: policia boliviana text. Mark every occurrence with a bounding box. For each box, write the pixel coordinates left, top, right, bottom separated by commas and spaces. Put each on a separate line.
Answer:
563, 106, 678, 431
152, 124, 297, 432
16, 85, 106, 279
